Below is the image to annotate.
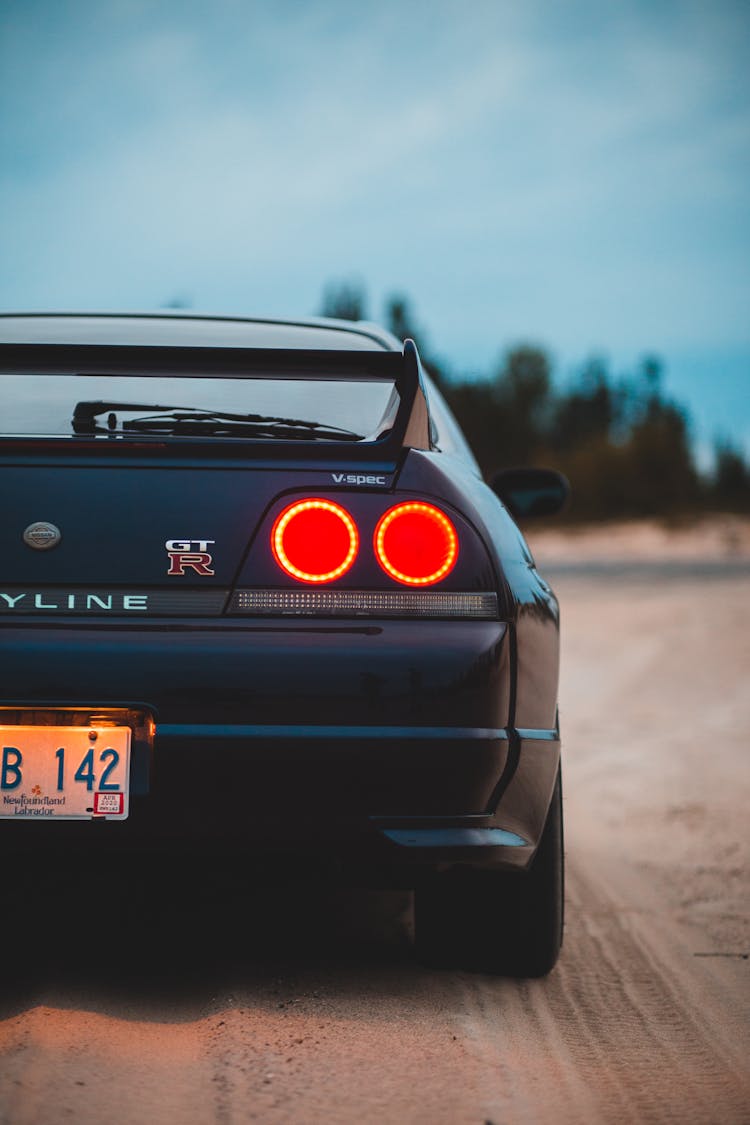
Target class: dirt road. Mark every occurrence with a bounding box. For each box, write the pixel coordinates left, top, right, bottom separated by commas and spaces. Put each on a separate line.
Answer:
1, 560, 748, 1123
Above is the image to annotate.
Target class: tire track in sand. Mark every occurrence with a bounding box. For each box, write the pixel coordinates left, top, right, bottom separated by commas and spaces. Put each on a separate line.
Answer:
457, 853, 749, 1125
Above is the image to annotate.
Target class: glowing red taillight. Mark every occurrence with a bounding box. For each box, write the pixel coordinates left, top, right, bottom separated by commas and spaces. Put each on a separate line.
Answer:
271, 499, 359, 584
374, 502, 458, 586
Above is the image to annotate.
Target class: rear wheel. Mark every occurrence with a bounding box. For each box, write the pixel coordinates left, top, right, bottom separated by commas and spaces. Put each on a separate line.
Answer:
414, 768, 564, 977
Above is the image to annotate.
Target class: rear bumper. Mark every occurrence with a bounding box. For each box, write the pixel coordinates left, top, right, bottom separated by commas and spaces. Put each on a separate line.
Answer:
0, 618, 559, 873
0, 616, 509, 724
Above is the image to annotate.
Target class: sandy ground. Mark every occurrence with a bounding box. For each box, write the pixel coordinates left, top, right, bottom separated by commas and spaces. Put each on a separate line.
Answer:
527, 512, 750, 563
1, 516, 748, 1124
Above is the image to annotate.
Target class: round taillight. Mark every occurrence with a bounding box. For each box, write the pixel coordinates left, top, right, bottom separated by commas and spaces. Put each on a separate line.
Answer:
271, 499, 359, 584
374, 502, 458, 586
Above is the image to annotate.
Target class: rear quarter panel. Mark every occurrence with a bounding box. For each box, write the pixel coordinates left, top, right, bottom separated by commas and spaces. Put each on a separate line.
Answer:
397, 449, 560, 733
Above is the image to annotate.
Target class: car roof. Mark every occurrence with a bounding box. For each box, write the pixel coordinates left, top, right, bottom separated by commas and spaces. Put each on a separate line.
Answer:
0, 312, 402, 352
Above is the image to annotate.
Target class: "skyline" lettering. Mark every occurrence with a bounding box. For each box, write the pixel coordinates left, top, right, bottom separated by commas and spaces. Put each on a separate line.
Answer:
0, 592, 148, 611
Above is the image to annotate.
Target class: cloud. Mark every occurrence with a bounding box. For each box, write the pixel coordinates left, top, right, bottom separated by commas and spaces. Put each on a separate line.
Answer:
1, 0, 748, 366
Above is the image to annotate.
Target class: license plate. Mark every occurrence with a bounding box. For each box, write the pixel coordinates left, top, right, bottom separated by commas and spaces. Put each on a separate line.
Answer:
0, 725, 131, 820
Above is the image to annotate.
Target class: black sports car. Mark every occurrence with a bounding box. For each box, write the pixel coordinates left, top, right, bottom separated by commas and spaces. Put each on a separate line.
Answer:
0, 312, 568, 977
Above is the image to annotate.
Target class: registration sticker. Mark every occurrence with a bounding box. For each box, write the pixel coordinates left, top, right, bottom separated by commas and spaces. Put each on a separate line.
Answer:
0, 725, 131, 820
93, 791, 125, 816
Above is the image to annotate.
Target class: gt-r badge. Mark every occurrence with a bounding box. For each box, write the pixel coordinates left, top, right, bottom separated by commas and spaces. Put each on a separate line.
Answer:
23, 522, 62, 550
165, 539, 215, 576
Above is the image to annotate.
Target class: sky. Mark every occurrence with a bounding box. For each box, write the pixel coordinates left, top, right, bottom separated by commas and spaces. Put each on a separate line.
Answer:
1, 0, 748, 464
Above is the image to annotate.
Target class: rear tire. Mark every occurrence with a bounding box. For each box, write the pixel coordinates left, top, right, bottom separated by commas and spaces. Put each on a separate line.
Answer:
414, 768, 564, 977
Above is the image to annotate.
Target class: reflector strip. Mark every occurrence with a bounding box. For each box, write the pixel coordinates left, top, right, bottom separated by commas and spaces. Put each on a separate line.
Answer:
229, 590, 497, 618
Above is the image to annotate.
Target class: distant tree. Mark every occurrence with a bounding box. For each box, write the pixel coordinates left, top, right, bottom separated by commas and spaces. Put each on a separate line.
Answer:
384, 292, 448, 388
384, 294, 416, 342
552, 358, 614, 453
710, 438, 750, 512
319, 279, 367, 321
443, 380, 499, 473
551, 355, 700, 520
502, 346, 552, 416
313, 280, 746, 521
161, 294, 193, 309
494, 345, 553, 467
445, 345, 553, 475
641, 354, 663, 416
619, 402, 700, 516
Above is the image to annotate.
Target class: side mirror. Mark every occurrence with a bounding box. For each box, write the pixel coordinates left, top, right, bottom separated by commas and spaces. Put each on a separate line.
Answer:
490, 467, 570, 520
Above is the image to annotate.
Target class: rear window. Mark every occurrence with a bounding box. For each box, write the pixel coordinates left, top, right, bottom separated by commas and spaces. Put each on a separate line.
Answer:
0, 373, 395, 442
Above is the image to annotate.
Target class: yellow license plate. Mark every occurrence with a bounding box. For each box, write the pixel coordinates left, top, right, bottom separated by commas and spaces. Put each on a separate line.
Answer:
0, 724, 131, 820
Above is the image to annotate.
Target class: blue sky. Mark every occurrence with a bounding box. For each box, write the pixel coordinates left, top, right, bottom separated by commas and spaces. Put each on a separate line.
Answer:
1, 0, 748, 463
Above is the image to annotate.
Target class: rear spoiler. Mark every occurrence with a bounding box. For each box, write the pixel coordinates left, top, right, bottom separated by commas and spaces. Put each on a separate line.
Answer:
0, 339, 432, 463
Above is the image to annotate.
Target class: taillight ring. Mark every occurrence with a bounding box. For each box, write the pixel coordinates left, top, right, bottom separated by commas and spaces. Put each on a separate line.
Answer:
271, 498, 359, 584
374, 501, 459, 586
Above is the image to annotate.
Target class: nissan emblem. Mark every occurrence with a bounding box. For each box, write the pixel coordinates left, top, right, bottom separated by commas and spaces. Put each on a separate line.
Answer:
23, 522, 62, 550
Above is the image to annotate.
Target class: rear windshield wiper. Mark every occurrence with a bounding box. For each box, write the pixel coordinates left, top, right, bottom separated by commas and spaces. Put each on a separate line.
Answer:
72, 401, 364, 442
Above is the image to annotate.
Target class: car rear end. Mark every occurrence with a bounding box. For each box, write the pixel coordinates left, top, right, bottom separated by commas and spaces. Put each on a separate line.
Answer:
0, 315, 542, 883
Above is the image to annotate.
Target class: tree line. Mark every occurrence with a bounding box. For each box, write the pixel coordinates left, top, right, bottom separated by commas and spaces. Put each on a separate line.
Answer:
319, 280, 749, 522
